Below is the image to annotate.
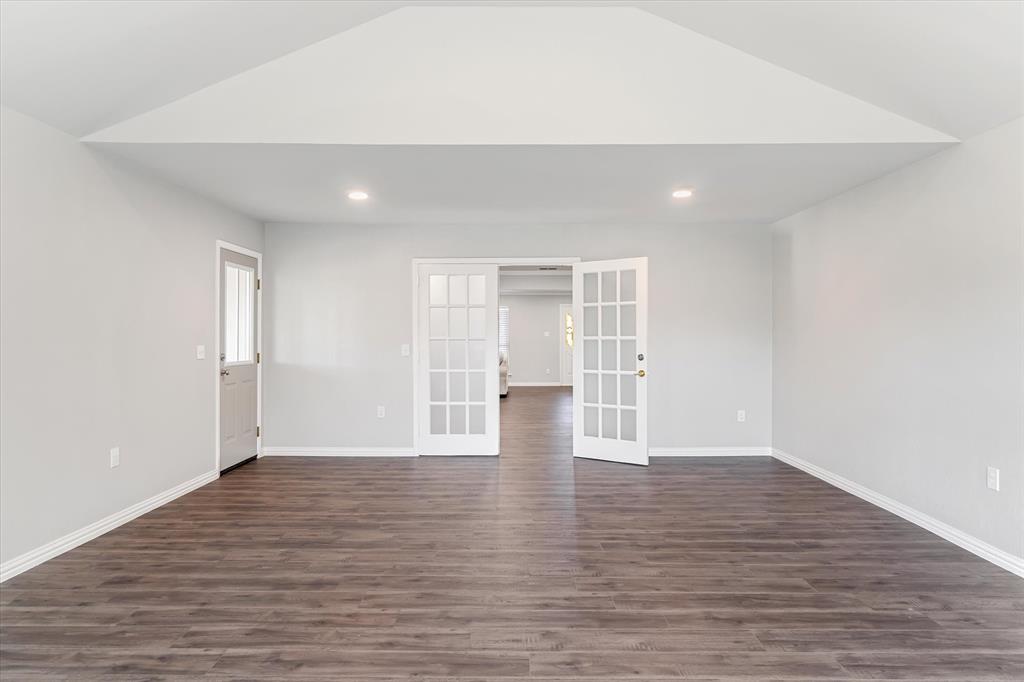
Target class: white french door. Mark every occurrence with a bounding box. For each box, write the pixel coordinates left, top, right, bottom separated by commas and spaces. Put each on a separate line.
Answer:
573, 257, 648, 465
416, 264, 500, 455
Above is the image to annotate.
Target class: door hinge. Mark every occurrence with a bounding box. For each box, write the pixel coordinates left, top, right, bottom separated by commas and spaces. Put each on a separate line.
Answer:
256, 426, 260, 437
256, 352, 261, 363
256, 278, 261, 290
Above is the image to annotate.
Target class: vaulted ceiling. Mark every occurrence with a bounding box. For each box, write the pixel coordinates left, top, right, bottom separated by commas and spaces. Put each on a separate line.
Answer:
2, 1, 1021, 224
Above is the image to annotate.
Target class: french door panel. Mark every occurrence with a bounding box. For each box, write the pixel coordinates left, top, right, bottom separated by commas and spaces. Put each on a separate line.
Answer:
572, 257, 648, 465
417, 264, 500, 455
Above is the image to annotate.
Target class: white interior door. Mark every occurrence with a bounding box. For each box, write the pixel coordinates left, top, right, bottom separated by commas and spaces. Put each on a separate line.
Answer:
417, 264, 500, 455
220, 249, 259, 471
559, 302, 574, 386
573, 257, 648, 465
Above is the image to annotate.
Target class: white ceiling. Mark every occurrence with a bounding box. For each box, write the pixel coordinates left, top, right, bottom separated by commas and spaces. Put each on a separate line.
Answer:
1, 1, 1020, 224
2, 1, 1019, 139
92, 142, 949, 224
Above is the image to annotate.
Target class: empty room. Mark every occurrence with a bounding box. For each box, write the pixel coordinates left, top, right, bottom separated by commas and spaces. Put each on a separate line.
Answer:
1, 0, 1022, 679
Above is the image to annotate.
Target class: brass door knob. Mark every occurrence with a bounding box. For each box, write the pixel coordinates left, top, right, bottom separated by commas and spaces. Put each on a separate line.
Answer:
636, 369, 646, 377
220, 369, 230, 376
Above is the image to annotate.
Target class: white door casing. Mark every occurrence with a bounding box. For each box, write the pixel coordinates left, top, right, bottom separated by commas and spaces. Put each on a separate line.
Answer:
573, 257, 648, 465
416, 263, 500, 455
219, 248, 259, 470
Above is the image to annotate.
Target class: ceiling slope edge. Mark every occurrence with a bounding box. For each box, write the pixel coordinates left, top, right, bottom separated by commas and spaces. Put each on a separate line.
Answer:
84, 6, 956, 146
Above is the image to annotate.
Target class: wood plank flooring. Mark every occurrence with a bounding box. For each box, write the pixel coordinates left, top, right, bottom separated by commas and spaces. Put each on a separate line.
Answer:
2, 386, 1022, 679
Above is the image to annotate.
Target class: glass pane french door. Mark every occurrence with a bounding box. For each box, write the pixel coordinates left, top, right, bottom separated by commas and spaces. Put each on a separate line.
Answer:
417, 263, 499, 455
573, 257, 648, 465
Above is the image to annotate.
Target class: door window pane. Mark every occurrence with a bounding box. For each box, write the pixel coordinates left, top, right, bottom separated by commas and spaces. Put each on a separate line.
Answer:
621, 408, 637, 441
449, 307, 467, 337
450, 405, 467, 434
448, 340, 466, 369
449, 275, 467, 305
602, 407, 618, 439
601, 271, 617, 302
429, 275, 447, 305
584, 406, 599, 437
602, 373, 618, 405
583, 340, 598, 370
621, 304, 636, 337
583, 306, 598, 336
620, 340, 636, 371
620, 374, 636, 407
430, 372, 447, 402
583, 373, 598, 404
468, 275, 486, 305
584, 273, 598, 303
620, 269, 636, 302
468, 405, 485, 434
601, 305, 617, 336
224, 263, 254, 364
468, 307, 486, 339
430, 405, 447, 434
449, 372, 466, 401
468, 340, 486, 370
602, 340, 617, 370
430, 308, 448, 338
430, 340, 447, 370
468, 372, 486, 402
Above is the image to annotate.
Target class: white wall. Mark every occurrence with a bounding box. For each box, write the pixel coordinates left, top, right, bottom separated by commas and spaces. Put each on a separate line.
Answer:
500, 293, 571, 385
264, 223, 772, 450
773, 117, 1023, 559
0, 107, 264, 565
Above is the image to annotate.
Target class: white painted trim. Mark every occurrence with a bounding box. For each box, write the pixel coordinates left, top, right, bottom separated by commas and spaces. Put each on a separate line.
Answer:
0, 471, 217, 583
413, 257, 581, 266
215, 240, 262, 472
650, 446, 772, 457
508, 381, 564, 387
771, 448, 1024, 579
262, 447, 416, 457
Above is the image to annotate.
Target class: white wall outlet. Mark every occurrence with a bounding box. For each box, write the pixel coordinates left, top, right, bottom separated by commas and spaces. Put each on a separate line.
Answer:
109, 447, 120, 468
737, 410, 746, 423
400, 344, 410, 357
195, 345, 206, 360
376, 405, 386, 419
546, 368, 551, 374
544, 331, 551, 337
987, 466, 1000, 491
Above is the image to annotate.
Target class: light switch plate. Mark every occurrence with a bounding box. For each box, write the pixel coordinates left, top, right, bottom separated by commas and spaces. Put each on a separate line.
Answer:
737, 410, 746, 422
400, 344, 410, 357
110, 447, 120, 468
196, 345, 206, 360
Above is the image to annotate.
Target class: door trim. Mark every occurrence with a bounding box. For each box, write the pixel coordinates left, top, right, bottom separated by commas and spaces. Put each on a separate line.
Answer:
410, 257, 580, 456
215, 240, 263, 473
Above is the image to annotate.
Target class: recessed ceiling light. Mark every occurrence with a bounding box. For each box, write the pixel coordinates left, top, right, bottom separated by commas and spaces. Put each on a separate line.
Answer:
672, 188, 694, 199
347, 190, 369, 201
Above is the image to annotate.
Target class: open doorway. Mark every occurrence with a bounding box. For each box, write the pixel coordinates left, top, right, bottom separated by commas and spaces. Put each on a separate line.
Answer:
498, 265, 575, 454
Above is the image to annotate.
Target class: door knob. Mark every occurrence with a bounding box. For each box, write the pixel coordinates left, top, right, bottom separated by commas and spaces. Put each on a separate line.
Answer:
220, 369, 230, 376
635, 369, 646, 377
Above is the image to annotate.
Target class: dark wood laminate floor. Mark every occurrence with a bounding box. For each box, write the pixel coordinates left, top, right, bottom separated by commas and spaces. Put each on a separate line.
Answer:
2, 386, 1022, 680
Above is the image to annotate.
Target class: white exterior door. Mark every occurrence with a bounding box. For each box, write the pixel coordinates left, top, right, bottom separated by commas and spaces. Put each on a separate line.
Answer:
220, 249, 259, 471
417, 264, 500, 455
573, 258, 648, 465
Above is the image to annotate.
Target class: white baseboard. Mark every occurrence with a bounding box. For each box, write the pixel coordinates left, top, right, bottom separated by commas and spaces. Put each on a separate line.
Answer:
261, 446, 416, 457
0, 470, 217, 583
508, 381, 564, 387
771, 448, 1024, 579
650, 446, 772, 457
